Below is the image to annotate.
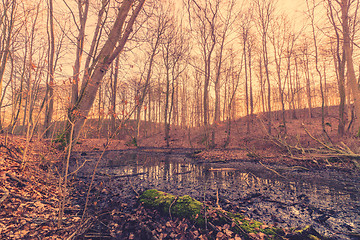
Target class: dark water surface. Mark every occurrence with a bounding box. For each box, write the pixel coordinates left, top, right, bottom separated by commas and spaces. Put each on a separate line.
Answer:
89, 149, 359, 239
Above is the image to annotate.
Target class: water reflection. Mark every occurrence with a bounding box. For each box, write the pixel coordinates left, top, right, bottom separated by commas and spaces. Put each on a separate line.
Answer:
103, 151, 359, 211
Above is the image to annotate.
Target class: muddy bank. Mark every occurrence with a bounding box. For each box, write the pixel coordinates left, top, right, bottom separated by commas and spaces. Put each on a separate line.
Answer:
72, 148, 360, 240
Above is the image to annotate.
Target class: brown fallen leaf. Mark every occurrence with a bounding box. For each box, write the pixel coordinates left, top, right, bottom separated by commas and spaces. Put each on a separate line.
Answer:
248, 232, 257, 239
258, 232, 266, 239
223, 223, 230, 230
216, 231, 225, 239
234, 234, 242, 240
224, 229, 233, 236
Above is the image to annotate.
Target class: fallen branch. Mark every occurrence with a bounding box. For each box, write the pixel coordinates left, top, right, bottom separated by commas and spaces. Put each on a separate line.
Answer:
8, 192, 54, 205
259, 161, 285, 178
169, 197, 178, 220
0, 188, 9, 205
302, 124, 339, 153
128, 176, 139, 196
96, 172, 147, 178
267, 124, 360, 169
65, 217, 94, 240
208, 168, 237, 171
6, 172, 27, 186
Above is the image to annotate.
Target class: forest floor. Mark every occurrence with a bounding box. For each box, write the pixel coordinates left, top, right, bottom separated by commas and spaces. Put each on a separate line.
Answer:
1, 107, 359, 239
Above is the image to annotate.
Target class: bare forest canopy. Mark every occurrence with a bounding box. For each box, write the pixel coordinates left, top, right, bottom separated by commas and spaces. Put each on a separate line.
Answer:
0, 0, 360, 143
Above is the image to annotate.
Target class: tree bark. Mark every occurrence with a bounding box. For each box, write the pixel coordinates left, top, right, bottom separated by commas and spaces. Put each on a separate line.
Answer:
341, 0, 360, 136
110, 56, 119, 134
70, 0, 145, 140
44, 0, 55, 138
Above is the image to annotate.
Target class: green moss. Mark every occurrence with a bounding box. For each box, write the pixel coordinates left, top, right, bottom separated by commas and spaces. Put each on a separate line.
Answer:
125, 137, 137, 147
308, 235, 321, 240
139, 190, 205, 226
53, 132, 68, 148
291, 225, 324, 240
139, 190, 323, 240
140, 190, 287, 239
294, 225, 311, 234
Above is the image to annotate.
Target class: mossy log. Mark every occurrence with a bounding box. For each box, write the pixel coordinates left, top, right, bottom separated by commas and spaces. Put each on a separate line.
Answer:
139, 189, 325, 240
139, 189, 205, 226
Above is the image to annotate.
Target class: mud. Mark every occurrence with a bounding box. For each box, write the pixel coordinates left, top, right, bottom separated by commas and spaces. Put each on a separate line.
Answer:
72, 148, 360, 240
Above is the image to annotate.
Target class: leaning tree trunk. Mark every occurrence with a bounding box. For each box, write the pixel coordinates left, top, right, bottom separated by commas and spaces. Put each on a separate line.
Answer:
69, 0, 145, 141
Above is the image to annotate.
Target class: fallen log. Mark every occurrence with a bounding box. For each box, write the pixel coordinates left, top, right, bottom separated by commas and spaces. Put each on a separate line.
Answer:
139, 189, 325, 240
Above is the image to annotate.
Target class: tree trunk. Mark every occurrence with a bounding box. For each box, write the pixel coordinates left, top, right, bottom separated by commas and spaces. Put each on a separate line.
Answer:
71, 0, 89, 108
44, 0, 55, 138
110, 56, 119, 134
70, 0, 145, 140
341, 0, 360, 136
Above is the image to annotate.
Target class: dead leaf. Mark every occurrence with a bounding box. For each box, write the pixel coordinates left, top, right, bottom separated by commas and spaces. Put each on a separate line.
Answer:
216, 231, 225, 239
223, 224, 230, 230
234, 234, 242, 240
258, 232, 266, 239
224, 229, 233, 236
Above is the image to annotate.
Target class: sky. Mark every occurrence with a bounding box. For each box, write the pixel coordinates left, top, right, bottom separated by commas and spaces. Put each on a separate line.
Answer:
279, 0, 306, 12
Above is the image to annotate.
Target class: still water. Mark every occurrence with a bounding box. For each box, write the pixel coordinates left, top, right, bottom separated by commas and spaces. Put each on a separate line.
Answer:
100, 150, 359, 239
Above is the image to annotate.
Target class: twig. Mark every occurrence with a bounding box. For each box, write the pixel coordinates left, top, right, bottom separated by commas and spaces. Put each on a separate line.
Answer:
58, 120, 75, 228
216, 186, 220, 209
169, 197, 178, 220
173, 171, 192, 175
128, 176, 139, 196
68, 159, 92, 176
203, 190, 207, 230
109, 172, 147, 178
8, 192, 54, 205
302, 123, 338, 152
259, 161, 285, 178
0, 143, 20, 160
340, 142, 355, 155
82, 139, 111, 220
0, 188, 9, 205
6, 173, 27, 186
65, 217, 94, 240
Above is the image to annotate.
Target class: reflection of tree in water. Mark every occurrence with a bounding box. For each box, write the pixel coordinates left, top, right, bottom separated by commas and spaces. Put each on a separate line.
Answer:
99, 151, 359, 236
103, 151, 358, 221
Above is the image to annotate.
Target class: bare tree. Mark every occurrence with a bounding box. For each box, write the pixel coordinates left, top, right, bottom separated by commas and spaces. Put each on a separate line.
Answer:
211, 0, 237, 147
67, 0, 89, 108
0, 0, 16, 130
254, 0, 276, 134
340, 0, 360, 136
68, 0, 145, 141
135, 2, 169, 141
110, 55, 120, 134
326, 0, 347, 135
270, 14, 292, 134
44, 0, 56, 138
162, 18, 188, 147
186, 0, 220, 147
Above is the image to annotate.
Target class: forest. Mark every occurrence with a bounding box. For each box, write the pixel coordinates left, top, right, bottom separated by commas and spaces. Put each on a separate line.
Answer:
0, 0, 359, 239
